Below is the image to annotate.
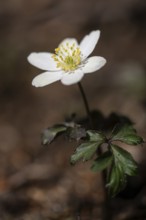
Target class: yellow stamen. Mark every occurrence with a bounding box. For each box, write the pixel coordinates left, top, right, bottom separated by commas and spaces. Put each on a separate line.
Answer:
52, 42, 81, 71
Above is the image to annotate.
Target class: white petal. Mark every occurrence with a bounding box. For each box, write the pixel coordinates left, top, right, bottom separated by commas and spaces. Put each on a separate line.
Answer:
59, 38, 78, 47
61, 69, 84, 85
27, 52, 59, 71
32, 71, 63, 87
80, 30, 100, 59
82, 56, 106, 74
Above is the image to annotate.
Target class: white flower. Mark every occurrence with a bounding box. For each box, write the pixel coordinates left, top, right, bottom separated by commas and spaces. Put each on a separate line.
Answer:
27, 30, 106, 87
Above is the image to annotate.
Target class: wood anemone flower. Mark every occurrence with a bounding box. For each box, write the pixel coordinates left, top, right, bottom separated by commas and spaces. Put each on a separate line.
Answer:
27, 30, 106, 87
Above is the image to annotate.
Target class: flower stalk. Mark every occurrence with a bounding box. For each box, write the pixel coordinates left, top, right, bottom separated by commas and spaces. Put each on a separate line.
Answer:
77, 82, 110, 220
78, 82, 93, 128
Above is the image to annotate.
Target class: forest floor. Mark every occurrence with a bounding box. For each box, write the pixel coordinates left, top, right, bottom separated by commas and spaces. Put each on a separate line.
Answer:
0, 0, 146, 219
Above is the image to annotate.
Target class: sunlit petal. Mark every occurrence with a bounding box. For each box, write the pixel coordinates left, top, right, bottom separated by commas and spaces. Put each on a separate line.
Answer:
32, 71, 63, 87
82, 56, 106, 74
80, 30, 100, 59
59, 38, 78, 47
61, 70, 84, 85
27, 52, 60, 71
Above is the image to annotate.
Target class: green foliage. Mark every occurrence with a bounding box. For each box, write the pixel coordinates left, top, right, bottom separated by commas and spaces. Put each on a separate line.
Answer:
111, 144, 138, 176
91, 151, 113, 172
87, 130, 106, 142
43, 121, 144, 197
71, 142, 100, 164
71, 130, 106, 164
107, 163, 127, 197
107, 144, 138, 197
42, 122, 86, 145
42, 124, 67, 145
70, 123, 144, 197
111, 124, 144, 145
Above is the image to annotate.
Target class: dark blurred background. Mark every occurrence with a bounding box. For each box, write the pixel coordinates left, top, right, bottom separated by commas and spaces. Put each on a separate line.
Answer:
0, 0, 146, 219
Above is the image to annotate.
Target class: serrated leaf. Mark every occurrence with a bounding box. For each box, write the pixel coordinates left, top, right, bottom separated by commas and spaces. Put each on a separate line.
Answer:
107, 144, 138, 197
71, 130, 106, 165
71, 142, 100, 164
111, 124, 144, 145
107, 164, 126, 197
41, 124, 67, 145
91, 151, 113, 172
87, 130, 106, 142
111, 144, 138, 176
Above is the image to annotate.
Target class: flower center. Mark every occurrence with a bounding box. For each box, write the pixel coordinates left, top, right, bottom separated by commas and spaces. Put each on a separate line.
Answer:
52, 42, 81, 71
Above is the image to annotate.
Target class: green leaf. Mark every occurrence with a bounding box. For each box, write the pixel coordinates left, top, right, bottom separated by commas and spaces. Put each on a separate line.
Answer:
71, 142, 100, 164
91, 151, 113, 172
41, 124, 67, 145
87, 130, 106, 142
111, 144, 138, 176
71, 130, 106, 165
111, 124, 144, 145
107, 164, 127, 197
107, 144, 138, 197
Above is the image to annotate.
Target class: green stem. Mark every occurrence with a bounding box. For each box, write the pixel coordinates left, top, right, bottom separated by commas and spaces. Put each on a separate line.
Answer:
78, 82, 93, 128
77, 82, 111, 220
